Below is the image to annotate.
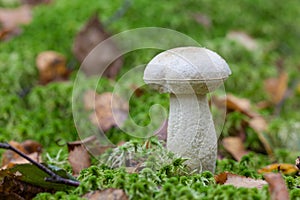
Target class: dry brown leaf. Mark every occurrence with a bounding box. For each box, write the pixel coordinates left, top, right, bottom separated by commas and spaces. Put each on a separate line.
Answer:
264, 72, 288, 105
226, 94, 254, 116
1, 140, 42, 167
0, 5, 32, 40
83, 188, 128, 200
215, 172, 267, 189
258, 163, 298, 175
264, 173, 289, 200
256, 100, 271, 109
222, 137, 248, 161
72, 14, 123, 78
192, 13, 211, 28
84, 91, 128, 132
36, 51, 70, 85
214, 94, 273, 156
248, 117, 268, 133
2, 152, 42, 169
68, 136, 113, 159
213, 94, 257, 118
248, 117, 273, 156
227, 31, 258, 50
67, 142, 91, 176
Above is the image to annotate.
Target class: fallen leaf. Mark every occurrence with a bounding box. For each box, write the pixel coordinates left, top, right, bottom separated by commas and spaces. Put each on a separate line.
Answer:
83, 188, 128, 200
192, 13, 211, 29
84, 91, 128, 132
72, 14, 123, 78
68, 136, 114, 156
67, 143, 91, 176
256, 100, 271, 109
2, 152, 42, 169
222, 137, 248, 161
264, 173, 289, 200
258, 163, 298, 175
2, 140, 42, 168
213, 94, 257, 118
226, 94, 254, 116
227, 31, 258, 51
0, 5, 32, 40
248, 117, 268, 133
248, 117, 273, 156
213, 94, 273, 156
264, 72, 288, 105
215, 172, 267, 189
36, 51, 70, 85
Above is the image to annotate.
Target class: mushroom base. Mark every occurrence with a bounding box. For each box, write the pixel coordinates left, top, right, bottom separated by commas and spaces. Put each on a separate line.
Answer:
167, 93, 217, 173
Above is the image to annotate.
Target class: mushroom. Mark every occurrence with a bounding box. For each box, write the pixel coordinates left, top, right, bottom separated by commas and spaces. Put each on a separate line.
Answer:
143, 47, 231, 172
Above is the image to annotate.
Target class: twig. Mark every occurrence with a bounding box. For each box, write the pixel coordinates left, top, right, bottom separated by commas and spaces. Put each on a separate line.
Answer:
0, 142, 80, 187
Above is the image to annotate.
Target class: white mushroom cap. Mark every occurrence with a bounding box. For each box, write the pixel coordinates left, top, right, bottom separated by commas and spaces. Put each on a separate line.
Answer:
144, 47, 231, 94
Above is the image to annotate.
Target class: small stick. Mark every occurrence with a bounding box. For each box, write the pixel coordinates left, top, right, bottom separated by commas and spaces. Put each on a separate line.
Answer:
0, 142, 80, 187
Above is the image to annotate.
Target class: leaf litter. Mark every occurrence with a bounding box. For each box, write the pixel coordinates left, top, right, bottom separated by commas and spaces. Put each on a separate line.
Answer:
215, 172, 267, 189
0, 5, 32, 40
36, 51, 70, 85
67, 140, 91, 176
72, 13, 123, 78
84, 90, 128, 132
264, 173, 289, 200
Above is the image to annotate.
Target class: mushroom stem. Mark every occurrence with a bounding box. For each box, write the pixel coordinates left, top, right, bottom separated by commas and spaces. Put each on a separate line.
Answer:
167, 93, 217, 172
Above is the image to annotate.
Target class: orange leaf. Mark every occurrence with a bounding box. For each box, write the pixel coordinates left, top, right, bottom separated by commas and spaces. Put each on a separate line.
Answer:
258, 163, 298, 175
